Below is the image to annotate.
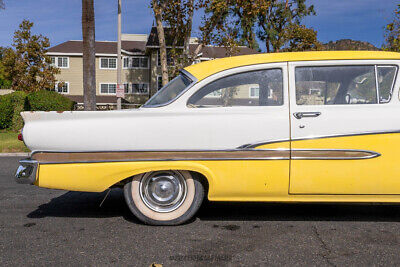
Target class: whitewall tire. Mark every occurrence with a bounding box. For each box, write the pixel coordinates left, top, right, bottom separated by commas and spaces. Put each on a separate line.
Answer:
123, 170, 205, 225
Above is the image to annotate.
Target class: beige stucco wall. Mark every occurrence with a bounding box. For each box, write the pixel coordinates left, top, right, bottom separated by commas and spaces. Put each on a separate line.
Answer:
54, 55, 153, 100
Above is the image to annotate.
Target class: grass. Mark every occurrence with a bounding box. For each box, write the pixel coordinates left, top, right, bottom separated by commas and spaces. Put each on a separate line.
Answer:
0, 130, 30, 153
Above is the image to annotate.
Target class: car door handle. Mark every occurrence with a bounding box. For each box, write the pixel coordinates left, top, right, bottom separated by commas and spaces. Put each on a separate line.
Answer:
293, 112, 321, 119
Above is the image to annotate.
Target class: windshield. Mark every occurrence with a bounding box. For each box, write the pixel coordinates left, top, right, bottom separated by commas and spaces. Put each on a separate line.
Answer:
144, 74, 193, 107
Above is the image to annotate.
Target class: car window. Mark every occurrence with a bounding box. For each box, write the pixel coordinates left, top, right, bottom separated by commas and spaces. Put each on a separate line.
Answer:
295, 65, 398, 105
377, 66, 397, 103
187, 69, 283, 107
144, 74, 193, 107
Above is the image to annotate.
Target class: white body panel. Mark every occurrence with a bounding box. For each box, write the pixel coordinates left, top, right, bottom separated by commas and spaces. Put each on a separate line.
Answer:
22, 63, 290, 152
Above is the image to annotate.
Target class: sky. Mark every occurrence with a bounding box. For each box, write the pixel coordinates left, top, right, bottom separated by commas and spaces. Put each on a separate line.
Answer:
0, 0, 398, 50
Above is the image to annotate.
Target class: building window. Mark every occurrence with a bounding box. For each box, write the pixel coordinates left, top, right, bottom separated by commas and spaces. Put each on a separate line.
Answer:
100, 58, 117, 69
157, 49, 174, 66
123, 56, 149, 69
140, 57, 149, 68
50, 56, 69, 68
100, 83, 117, 94
249, 87, 259, 98
123, 57, 129, 68
132, 83, 149, 94
124, 83, 130, 94
54, 82, 69, 94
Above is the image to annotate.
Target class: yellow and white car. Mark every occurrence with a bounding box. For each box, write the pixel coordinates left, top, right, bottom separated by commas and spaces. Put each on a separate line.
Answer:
16, 51, 400, 225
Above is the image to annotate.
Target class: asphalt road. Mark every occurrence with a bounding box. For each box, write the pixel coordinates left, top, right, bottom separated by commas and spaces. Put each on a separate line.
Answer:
2, 156, 400, 266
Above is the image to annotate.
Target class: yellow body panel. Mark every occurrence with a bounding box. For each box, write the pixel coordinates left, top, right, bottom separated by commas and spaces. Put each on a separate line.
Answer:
36, 160, 290, 201
35, 133, 400, 202
184, 51, 400, 81
290, 133, 400, 195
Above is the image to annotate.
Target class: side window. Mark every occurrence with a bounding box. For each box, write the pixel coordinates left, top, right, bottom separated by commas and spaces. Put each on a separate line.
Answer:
187, 69, 283, 107
378, 66, 397, 103
295, 65, 398, 105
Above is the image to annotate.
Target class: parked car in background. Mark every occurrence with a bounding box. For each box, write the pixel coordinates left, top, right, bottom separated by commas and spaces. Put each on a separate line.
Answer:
16, 51, 400, 225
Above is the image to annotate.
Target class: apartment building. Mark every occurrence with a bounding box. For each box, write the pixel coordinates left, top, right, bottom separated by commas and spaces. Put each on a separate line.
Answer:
47, 27, 258, 108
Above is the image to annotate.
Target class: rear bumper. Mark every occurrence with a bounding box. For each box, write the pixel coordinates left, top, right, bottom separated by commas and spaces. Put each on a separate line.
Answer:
15, 158, 38, 184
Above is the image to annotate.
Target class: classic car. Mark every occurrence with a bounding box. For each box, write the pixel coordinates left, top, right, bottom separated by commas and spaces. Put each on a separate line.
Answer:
16, 51, 400, 225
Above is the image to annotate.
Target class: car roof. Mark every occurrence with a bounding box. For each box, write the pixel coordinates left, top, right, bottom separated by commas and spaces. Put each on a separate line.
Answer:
184, 51, 400, 81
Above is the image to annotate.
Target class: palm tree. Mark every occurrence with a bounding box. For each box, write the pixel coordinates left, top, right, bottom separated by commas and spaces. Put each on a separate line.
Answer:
82, 0, 96, 110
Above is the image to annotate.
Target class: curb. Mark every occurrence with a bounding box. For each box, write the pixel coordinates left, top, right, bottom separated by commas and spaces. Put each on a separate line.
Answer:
0, 153, 30, 157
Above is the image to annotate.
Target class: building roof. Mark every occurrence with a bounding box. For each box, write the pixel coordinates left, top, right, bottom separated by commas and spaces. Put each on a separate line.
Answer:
184, 51, 400, 81
48, 40, 146, 55
47, 39, 258, 59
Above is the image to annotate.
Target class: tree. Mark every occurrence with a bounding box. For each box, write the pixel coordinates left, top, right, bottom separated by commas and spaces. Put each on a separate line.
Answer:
0, 47, 12, 88
151, 0, 264, 79
82, 0, 96, 111
162, 0, 198, 76
281, 24, 321, 52
257, 0, 315, 52
152, 0, 169, 87
195, 0, 267, 60
2, 20, 59, 92
0, 0, 4, 9
384, 4, 400, 52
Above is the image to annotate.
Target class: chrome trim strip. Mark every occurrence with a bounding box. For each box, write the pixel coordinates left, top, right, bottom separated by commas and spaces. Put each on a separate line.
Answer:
142, 69, 198, 108
30, 148, 288, 155
38, 157, 291, 165
241, 130, 400, 148
291, 149, 381, 160
32, 148, 380, 165
377, 65, 398, 104
375, 65, 380, 103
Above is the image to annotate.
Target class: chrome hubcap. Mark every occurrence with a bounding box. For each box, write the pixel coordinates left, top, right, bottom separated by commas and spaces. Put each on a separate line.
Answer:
139, 171, 187, 212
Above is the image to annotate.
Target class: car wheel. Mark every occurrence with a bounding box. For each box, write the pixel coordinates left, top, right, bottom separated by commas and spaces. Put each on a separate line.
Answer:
123, 170, 205, 225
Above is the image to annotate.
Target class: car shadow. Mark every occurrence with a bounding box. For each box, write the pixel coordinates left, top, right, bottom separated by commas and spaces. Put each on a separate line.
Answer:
27, 189, 400, 223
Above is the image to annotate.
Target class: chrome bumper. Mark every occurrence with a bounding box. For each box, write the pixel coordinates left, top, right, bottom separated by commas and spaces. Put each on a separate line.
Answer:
15, 158, 38, 184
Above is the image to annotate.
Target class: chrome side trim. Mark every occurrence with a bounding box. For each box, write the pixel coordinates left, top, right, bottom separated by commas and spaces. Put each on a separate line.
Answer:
291, 149, 381, 160
241, 130, 400, 148
30, 148, 286, 155
38, 157, 291, 165
15, 159, 38, 184
142, 69, 198, 108
31, 148, 380, 165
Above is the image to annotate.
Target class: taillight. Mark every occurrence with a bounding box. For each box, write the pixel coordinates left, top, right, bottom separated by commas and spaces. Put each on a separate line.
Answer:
18, 133, 23, 141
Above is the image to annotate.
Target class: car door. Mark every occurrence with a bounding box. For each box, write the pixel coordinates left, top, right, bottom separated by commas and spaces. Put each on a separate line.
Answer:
182, 63, 291, 198
288, 60, 400, 195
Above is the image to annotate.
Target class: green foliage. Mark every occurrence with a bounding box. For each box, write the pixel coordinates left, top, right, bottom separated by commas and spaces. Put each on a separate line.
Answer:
282, 24, 322, 52
2, 20, 60, 92
384, 4, 400, 52
0, 91, 27, 131
10, 91, 27, 131
0, 90, 75, 131
257, 0, 316, 52
0, 94, 13, 129
0, 47, 12, 88
26, 90, 75, 111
